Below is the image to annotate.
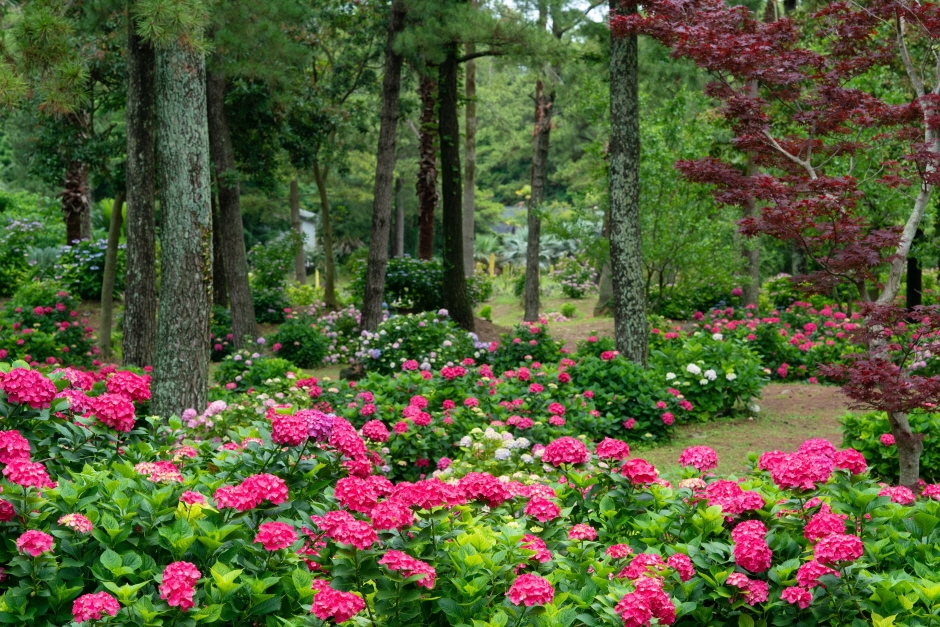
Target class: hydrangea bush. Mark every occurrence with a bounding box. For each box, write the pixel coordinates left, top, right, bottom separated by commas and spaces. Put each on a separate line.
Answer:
1, 361, 938, 627
356, 310, 481, 375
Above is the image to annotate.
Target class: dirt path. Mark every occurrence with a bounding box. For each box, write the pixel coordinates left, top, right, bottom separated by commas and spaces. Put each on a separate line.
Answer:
642, 383, 848, 477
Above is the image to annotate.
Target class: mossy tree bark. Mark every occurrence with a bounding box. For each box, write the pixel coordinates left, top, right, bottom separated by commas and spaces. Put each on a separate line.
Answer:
290, 178, 306, 284
438, 42, 475, 332
462, 44, 477, 277
123, 15, 158, 368
609, 0, 647, 364
313, 162, 339, 309
361, 0, 406, 332
151, 41, 213, 418
416, 72, 438, 261
524, 77, 554, 322
207, 69, 256, 347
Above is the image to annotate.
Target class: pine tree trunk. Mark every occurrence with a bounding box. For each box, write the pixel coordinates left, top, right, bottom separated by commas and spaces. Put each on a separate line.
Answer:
62, 160, 90, 244
151, 41, 212, 418
438, 43, 475, 332
290, 178, 306, 284
123, 17, 158, 368
462, 45, 477, 276
609, 0, 647, 364
99, 192, 124, 359
394, 176, 405, 257
361, 0, 406, 332
417, 72, 438, 260
211, 195, 228, 307
524, 78, 553, 322
206, 70, 257, 347
313, 162, 339, 309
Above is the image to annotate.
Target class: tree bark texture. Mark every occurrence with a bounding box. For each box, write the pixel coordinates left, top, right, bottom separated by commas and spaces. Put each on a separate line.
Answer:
524, 78, 554, 322
361, 0, 406, 332
438, 44, 475, 332
609, 1, 647, 365
99, 193, 124, 359
211, 195, 228, 307
462, 48, 477, 276
742, 151, 761, 307
206, 70, 257, 346
151, 42, 213, 418
123, 17, 158, 368
290, 178, 306, 284
62, 160, 91, 244
313, 162, 339, 309
394, 175, 405, 257
417, 72, 439, 260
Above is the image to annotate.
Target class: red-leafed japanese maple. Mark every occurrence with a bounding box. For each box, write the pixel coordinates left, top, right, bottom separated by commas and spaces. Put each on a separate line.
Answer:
612, 0, 940, 485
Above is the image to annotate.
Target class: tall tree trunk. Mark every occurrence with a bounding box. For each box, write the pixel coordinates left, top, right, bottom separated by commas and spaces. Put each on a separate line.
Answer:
462, 40, 477, 276
439, 42, 475, 332
362, 0, 406, 332
98, 192, 124, 359
152, 41, 212, 418
609, 0, 647, 364
742, 155, 760, 307
313, 162, 339, 309
62, 160, 90, 244
290, 178, 306, 284
417, 72, 438, 260
211, 194, 228, 307
394, 175, 405, 257
123, 15, 158, 368
206, 69, 257, 347
524, 77, 554, 322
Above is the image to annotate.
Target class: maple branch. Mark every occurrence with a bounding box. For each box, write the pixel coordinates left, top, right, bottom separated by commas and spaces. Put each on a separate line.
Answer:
762, 131, 817, 179
897, 15, 925, 98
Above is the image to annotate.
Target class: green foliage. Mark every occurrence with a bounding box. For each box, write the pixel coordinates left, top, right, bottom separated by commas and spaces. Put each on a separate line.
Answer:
0, 280, 95, 366
491, 322, 563, 372
351, 256, 491, 313
0, 220, 41, 296
479, 305, 493, 322
285, 283, 322, 309
54, 238, 126, 300
269, 315, 329, 369
248, 235, 299, 324
214, 349, 298, 392
560, 303, 577, 319
551, 256, 598, 299
358, 311, 480, 375
842, 410, 940, 483
649, 333, 767, 421
210, 306, 233, 361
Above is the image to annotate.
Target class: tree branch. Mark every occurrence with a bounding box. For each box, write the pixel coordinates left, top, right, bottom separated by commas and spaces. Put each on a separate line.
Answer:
762, 131, 817, 179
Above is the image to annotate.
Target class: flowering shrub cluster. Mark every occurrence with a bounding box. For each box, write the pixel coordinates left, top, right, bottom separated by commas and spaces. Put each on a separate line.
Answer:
268, 314, 330, 368
0, 280, 96, 367
550, 256, 598, 299
1, 360, 938, 627
841, 410, 940, 483
54, 238, 126, 300
0, 220, 46, 297
491, 321, 564, 372
213, 349, 297, 393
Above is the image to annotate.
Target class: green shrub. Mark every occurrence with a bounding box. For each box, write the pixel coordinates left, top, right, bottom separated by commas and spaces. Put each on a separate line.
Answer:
357, 310, 479, 374
350, 255, 491, 312
269, 315, 329, 368
251, 286, 291, 324
560, 302, 577, 319
54, 238, 126, 300
210, 306, 233, 361
285, 282, 322, 309
0, 280, 95, 366
550, 256, 598, 299
248, 234, 300, 323
841, 410, 940, 483
479, 304, 492, 321
650, 281, 740, 319
574, 334, 617, 359
490, 322, 564, 372
648, 332, 767, 420
214, 349, 298, 392
0, 220, 45, 296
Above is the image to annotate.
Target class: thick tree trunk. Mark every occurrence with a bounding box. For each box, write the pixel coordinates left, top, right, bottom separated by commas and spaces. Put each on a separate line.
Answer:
206, 70, 256, 347
313, 162, 339, 309
62, 160, 90, 244
211, 195, 228, 307
290, 178, 306, 284
99, 192, 124, 359
123, 18, 158, 368
524, 79, 554, 322
152, 42, 213, 418
362, 0, 406, 332
439, 43, 475, 332
417, 72, 438, 260
743, 152, 761, 307
462, 46, 477, 276
609, 1, 647, 364
394, 176, 405, 257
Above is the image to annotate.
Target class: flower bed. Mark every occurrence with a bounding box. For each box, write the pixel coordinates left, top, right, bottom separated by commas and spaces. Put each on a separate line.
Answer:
0, 361, 938, 626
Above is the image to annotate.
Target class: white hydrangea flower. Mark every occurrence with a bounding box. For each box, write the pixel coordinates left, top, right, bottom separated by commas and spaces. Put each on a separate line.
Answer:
712, 333, 723, 341
484, 428, 501, 440
686, 363, 702, 375
494, 448, 512, 461
726, 372, 737, 381
514, 437, 531, 450
665, 372, 676, 380
459, 436, 473, 447
699, 379, 708, 385
704, 369, 717, 381
749, 403, 761, 413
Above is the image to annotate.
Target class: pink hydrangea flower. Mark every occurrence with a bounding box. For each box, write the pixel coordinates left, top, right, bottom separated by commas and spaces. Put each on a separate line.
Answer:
880, 433, 895, 446
677, 446, 718, 472
311, 581, 365, 623
378, 550, 437, 589
804, 506, 847, 543
0, 368, 57, 408
595, 437, 631, 460
666, 553, 695, 581
796, 560, 839, 588
568, 524, 597, 541
15, 530, 53, 556
72, 591, 120, 622
159, 561, 201, 611
781, 586, 813, 609
832, 448, 867, 474
524, 497, 561, 522
3, 459, 54, 489
507, 574, 554, 607
606, 544, 634, 559
180, 491, 206, 505
254, 522, 298, 551
620, 458, 658, 485
58, 513, 93, 534
541, 437, 589, 466
814, 533, 863, 565
879, 485, 916, 505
